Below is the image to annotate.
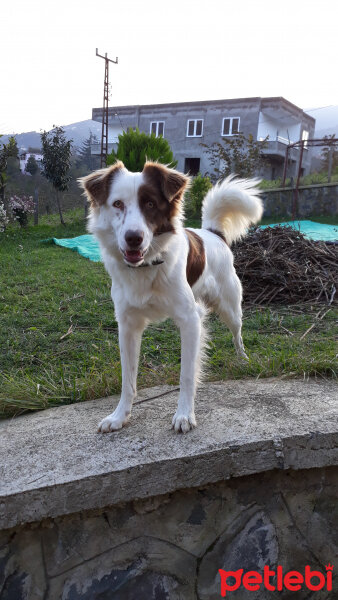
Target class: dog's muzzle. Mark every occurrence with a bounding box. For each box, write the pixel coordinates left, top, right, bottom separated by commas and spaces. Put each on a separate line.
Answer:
123, 229, 146, 265
123, 249, 145, 264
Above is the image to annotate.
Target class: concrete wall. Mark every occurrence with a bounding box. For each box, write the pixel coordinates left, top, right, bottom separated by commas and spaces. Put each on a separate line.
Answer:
1, 466, 336, 599
136, 98, 261, 175
261, 183, 338, 218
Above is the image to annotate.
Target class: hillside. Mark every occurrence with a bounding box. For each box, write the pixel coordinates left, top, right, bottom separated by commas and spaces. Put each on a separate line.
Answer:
0, 120, 102, 151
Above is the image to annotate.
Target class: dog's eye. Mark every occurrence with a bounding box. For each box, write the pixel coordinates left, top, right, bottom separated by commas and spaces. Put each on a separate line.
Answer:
113, 200, 124, 209
146, 201, 154, 209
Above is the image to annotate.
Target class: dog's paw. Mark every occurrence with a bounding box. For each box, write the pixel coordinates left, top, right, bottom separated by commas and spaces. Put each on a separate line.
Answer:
97, 412, 129, 433
172, 412, 196, 433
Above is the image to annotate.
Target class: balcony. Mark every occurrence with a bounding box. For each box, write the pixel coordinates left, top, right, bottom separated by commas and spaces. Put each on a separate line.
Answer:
260, 137, 299, 162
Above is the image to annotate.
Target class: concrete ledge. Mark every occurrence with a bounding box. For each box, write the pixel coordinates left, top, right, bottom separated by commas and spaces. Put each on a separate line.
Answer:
1, 378, 337, 529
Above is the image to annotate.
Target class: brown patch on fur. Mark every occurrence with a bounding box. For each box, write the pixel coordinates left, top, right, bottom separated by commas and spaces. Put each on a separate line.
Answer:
79, 161, 124, 206
207, 228, 229, 245
140, 162, 189, 233
138, 181, 175, 236
185, 229, 205, 287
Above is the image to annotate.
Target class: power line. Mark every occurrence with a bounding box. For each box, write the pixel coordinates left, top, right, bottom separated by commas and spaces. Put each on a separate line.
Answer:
305, 105, 337, 112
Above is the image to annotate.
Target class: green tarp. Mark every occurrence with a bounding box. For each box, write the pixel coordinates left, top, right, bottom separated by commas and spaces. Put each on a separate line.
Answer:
45, 234, 101, 262
45, 221, 337, 262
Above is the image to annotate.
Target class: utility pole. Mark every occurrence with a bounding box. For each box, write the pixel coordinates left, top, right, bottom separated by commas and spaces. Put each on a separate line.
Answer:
96, 48, 118, 168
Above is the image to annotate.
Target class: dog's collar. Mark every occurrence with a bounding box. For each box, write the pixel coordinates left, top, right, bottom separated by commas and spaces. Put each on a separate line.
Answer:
127, 258, 164, 268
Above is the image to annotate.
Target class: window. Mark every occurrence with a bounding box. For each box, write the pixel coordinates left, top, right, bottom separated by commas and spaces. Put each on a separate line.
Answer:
186, 119, 203, 137
302, 130, 309, 148
184, 157, 200, 175
150, 121, 165, 137
222, 117, 240, 136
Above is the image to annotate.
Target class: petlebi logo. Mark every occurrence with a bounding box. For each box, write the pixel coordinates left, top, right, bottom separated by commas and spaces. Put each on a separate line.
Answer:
218, 564, 334, 596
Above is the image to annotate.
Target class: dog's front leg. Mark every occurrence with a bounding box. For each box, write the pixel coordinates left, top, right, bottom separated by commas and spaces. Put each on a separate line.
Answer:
98, 312, 146, 433
172, 308, 203, 433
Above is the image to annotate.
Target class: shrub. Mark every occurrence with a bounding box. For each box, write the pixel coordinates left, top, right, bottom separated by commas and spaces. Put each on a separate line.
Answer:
185, 173, 212, 218
107, 128, 177, 172
0, 202, 9, 232
9, 195, 34, 227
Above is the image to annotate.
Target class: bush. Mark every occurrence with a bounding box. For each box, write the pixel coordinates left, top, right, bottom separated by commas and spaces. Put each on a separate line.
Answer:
9, 195, 34, 227
184, 173, 212, 218
202, 132, 268, 181
107, 128, 177, 172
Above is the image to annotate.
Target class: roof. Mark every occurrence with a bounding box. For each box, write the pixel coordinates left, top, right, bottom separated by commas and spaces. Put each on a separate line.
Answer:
92, 96, 315, 123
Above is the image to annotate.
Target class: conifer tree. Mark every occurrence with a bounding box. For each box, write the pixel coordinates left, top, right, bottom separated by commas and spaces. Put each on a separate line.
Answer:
77, 132, 98, 171
107, 128, 177, 172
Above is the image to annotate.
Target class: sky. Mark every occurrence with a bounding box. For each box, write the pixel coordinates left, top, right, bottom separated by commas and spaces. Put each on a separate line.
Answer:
1, 0, 337, 134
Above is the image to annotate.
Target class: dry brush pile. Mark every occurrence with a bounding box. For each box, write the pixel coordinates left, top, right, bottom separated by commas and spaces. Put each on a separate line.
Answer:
233, 226, 338, 305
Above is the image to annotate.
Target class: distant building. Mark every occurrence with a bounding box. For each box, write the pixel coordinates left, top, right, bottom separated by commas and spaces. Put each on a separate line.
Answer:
91, 97, 315, 179
19, 151, 43, 174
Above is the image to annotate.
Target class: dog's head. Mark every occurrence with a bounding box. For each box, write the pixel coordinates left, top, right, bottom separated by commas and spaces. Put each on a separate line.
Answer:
79, 161, 189, 267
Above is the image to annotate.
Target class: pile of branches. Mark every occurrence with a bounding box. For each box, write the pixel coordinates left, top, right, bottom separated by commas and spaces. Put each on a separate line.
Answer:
233, 226, 337, 305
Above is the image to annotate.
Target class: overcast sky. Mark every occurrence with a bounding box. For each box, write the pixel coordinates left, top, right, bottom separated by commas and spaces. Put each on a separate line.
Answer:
1, 0, 337, 134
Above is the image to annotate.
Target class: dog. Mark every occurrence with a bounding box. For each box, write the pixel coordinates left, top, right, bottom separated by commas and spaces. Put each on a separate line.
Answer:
79, 161, 263, 433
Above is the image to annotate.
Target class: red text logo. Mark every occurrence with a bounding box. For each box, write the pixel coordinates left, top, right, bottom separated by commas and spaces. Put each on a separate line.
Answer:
219, 564, 333, 596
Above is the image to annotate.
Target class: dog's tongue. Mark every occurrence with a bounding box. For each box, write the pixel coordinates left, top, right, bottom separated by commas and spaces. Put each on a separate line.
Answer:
125, 250, 143, 263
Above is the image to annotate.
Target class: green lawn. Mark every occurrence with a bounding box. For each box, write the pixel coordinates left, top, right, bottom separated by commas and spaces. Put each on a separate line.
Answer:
1, 211, 337, 418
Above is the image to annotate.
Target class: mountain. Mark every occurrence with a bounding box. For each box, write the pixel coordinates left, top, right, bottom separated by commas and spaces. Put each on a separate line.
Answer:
304, 105, 338, 158
306, 105, 338, 138
0, 120, 102, 152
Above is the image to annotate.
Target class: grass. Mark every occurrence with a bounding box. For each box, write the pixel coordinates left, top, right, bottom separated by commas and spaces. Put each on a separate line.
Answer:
1, 211, 337, 418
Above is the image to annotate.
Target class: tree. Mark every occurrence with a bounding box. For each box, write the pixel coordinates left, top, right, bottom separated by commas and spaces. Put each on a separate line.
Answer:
41, 126, 72, 225
185, 173, 212, 218
25, 155, 39, 176
0, 136, 18, 202
77, 132, 98, 171
321, 134, 338, 177
201, 132, 268, 181
107, 128, 177, 172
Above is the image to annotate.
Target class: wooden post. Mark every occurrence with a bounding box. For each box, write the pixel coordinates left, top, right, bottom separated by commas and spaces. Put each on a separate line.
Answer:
328, 145, 333, 183
34, 189, 39, 225
296, 140, 304, 190
282, 146, 289, 187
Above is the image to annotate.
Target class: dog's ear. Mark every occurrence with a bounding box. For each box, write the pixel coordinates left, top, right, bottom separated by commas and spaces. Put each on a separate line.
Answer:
143, 162, 189, 203
78, 161, 124, 206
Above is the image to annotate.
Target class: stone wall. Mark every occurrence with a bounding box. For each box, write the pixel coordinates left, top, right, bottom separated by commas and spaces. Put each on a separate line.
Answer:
1, 379, 337, 599
261, 183, 338, 218
0, 466, 337, 600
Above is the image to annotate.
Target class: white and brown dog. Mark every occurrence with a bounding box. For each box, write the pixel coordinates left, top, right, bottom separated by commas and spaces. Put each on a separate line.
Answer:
80, 161, 263, 433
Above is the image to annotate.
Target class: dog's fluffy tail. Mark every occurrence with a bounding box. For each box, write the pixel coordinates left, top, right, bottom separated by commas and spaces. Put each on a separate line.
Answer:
201, 175, 263, 245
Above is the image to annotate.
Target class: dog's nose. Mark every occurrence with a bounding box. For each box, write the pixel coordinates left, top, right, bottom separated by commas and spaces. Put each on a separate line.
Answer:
125, 230, 144, 248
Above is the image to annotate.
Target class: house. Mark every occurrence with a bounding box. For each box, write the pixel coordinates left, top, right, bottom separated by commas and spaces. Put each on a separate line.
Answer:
91, 97, 315, 179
